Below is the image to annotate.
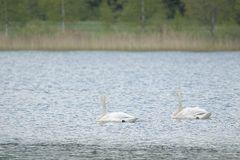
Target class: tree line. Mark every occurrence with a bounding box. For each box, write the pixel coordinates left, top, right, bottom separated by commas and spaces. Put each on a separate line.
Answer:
0, 0, 240, 35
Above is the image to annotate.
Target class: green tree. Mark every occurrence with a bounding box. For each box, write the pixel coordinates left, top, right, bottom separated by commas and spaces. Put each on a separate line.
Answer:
107, 0, 125, 22
26, 0, 45, 21
120, 0, 165, 31
100, 0, 113, 28
0, 0, 8, 35
162, 0, 185, 19
234, 0, 240, 24
86, 0, 101, 20
37, 0, 62, 21
120, 0, 140, 24
0, 0, 29, 35
184, 0, 233, 35
77, 1, 92, 21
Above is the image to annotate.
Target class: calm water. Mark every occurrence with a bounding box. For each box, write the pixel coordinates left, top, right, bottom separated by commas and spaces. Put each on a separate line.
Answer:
0, 51, 240, 159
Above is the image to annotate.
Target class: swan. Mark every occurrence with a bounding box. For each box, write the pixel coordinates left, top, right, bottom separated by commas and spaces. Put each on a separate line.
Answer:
171, 91, 211, 119
97, 96, 138, 123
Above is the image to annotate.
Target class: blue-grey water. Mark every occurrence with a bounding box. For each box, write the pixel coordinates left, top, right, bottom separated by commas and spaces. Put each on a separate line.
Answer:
0, 51, 240, 159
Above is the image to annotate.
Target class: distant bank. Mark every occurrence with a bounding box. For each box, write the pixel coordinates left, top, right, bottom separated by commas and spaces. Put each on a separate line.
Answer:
0, 32, 239, 51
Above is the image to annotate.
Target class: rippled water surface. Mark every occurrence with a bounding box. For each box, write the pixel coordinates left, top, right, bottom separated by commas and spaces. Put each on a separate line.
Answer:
0, 51, 240, 159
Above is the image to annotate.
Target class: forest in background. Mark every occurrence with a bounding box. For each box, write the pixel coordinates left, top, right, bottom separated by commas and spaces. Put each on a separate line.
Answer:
0, 0, 240, 51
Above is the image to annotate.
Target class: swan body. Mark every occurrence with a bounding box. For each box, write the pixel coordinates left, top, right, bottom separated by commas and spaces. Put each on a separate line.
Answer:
97, 96, 137, 123
171, 107, 211, 119
98, 112, 137, 123
171, 91, 211, 119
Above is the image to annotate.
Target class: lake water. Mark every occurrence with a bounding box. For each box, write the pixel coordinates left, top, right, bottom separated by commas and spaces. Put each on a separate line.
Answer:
0, 51, 240, 159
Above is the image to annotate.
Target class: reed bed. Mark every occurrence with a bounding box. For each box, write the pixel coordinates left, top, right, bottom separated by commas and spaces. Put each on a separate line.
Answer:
0, 31, 239, 51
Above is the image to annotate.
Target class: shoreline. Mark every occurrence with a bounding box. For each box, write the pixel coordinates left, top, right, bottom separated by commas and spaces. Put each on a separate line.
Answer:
1, 49, 240, 52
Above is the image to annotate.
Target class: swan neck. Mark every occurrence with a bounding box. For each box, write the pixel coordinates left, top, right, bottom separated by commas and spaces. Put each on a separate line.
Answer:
177, 91, 183, 112
101, 95, 107, 116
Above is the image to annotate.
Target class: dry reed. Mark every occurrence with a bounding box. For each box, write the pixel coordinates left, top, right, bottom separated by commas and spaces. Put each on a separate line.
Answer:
0, 31, 239, 51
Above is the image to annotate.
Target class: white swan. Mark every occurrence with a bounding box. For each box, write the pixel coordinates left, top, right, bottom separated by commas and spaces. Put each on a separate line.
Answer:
97, 96, 138, 123
171, 91, 211, 119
